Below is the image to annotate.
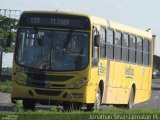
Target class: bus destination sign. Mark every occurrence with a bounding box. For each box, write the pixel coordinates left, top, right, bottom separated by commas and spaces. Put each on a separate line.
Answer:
19, 13, 90, 30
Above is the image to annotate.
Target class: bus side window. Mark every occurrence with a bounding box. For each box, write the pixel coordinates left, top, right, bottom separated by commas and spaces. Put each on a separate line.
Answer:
148, 41, 152, 65
100, 27, 106, 58
129, 35, 136, 63
143, 39, 150, 66
136, 37, 143, 65
106, 29, 114, 59
92, 26, 99, 67
114, 31, 122, 61
122, 33, 129, 62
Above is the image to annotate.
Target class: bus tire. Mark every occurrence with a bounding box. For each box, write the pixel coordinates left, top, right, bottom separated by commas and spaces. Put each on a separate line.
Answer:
126, 87, 134, 109
63, 102, 81, 112
86, 104, 94, 111
113, 104, 125, 108
87, 87, 101, 111
23, 99, 36, 111
63, 103, 72, 112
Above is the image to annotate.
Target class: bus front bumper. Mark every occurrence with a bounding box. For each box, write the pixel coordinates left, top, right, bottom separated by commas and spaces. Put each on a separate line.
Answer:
11, 81, 97, 105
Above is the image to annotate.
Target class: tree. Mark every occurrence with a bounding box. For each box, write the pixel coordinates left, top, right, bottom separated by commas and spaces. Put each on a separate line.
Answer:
0, 15, 17, 77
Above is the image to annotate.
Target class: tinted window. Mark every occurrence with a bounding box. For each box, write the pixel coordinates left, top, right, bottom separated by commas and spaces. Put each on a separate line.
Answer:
122, 48, 128, 62
129, 35, 136, 63
149, 41, 152, 65
114, 31, 121, 46
129, 49, 136, 63
114, 46, 121, 60
137, 37, 142, 51
100, 28, 106, 58
129, 35, 136, 49
92, 27, 99, 66
106, 29, 114, 59
114, 31, 121, 60
122, 34, 128, 47
107, 29, 113, 45
136, 51, 142, 64
122, 33, 129, 62
143, 39, 150, 66
143, 39, 149, 52
143, 53, 149, 65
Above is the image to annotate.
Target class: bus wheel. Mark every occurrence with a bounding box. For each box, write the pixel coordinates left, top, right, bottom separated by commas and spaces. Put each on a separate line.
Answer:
23, 99, 36, 111
126, 88, 134, 109
94, 87, 101, 111
87, 87, 101, 111
86, 104, 94, 111
63, 102, 81, 112
63, 104, 72, 112
113, 104, 125, 108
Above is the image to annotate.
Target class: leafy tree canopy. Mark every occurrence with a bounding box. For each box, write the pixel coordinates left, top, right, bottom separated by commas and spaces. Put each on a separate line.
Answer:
0, 15, 17, 52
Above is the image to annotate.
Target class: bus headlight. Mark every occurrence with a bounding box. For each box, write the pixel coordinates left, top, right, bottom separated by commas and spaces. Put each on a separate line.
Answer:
15, 74, 26, 85
79, 79, 84, 84
16, 79, 26, 85
17, 79, 26, 85
71, 80, 85, 88
72, 83, 79, 88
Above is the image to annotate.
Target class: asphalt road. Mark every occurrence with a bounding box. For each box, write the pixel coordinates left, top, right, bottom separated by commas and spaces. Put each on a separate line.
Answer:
134, 78, 160, 108
0, 79, 160, 111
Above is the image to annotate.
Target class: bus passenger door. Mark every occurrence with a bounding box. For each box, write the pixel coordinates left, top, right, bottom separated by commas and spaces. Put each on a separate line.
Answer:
98, 27, 107, 104
90, 26, 107, 104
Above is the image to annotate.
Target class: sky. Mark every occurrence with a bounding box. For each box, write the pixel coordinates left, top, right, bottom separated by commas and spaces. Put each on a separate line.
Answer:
0, 0, 160, 55
2, 53, 13, 68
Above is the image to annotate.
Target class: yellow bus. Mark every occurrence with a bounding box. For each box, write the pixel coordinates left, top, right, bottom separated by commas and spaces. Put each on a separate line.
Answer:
11, 11, 153, 111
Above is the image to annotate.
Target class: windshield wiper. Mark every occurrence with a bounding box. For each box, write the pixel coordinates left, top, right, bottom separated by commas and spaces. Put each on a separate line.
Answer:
63, 30, 73, 49
35, 27, 44, 46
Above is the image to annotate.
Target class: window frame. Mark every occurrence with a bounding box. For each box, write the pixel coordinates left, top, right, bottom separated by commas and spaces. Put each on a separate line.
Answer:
129, 35, 136, 64
106, 28, 114, 60
100, 27, 106, 59
114, 30, 122, 61
136, 36, 143, 65
143, 39, 151, 66
122, 33, 129, 62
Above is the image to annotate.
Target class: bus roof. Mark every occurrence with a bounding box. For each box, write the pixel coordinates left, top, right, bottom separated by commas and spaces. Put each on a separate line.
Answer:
108, 21, 152, 40
21, 11, 153, 40
22, 10, 90, 18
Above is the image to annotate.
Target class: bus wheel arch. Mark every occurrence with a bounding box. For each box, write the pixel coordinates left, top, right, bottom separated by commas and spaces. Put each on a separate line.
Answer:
132, 83, 136, 100
94, 80, 104, 111
99, 80, 104, 101
86, 80, 104, 111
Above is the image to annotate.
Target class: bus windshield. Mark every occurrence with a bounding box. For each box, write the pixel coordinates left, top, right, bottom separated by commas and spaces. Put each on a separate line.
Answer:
16, 29, 89, 71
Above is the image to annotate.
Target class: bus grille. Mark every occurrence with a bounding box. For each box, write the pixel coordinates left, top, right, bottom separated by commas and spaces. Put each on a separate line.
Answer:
27, 73, 73, 81
34, 89, 61, 96
46, 75, 74, 81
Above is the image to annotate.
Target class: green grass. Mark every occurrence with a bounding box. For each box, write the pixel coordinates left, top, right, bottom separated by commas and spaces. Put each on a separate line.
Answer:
0, 81, 160, 119
0, 80, 11, 93
1, 108, 160, 120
